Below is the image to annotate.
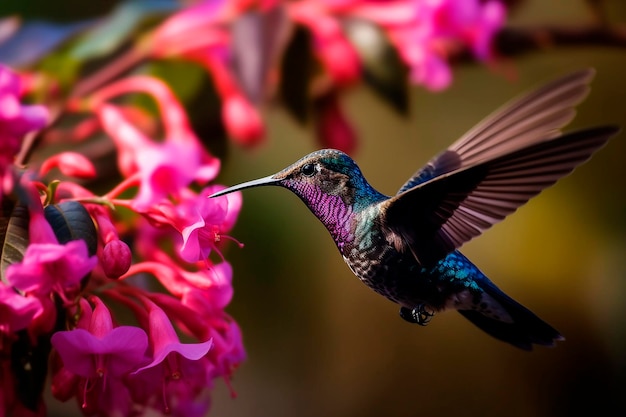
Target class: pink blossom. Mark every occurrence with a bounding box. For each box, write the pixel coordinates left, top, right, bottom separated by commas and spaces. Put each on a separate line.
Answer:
129, 299, 213, 414
39, 151, 96, 179
96, 102, 219, 209
0, 65, 49, 199
91, 76, 220, 207
5, 188, 98, 304
50, 297, 149, 414
6, 241, 97, 304
291, 0, 505, 91
0, 64, 48, 150
150, 0, 229, 59
174, 186, 242, 263
149, 0, 268, 145
289, 2, 361, 85
315, 92, 357, 154
222, 93, 266, 145
0, 282, 42, 335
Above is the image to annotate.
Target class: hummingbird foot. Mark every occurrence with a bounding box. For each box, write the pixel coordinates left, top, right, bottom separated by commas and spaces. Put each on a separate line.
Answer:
399, 304, 435, 326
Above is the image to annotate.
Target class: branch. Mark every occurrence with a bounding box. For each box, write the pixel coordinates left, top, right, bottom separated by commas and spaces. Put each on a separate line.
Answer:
495, 24, 626, 56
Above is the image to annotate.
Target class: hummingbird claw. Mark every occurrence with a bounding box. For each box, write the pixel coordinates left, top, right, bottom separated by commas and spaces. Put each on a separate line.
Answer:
399, 304, 435, 326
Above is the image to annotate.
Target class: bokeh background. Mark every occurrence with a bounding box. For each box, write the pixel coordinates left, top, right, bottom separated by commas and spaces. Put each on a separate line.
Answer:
5, 1, 626, 416
211, 4, 626, 417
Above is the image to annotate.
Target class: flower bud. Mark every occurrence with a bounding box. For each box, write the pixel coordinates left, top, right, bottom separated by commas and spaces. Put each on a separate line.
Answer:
101, 240, 132, 279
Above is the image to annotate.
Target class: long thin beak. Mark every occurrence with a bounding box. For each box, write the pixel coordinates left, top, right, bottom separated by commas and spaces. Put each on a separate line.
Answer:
209, 175, 281, 198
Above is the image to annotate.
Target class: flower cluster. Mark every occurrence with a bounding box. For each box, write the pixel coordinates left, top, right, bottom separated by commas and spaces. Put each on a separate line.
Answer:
0, 62, 244, 416
0, 0, 507, 416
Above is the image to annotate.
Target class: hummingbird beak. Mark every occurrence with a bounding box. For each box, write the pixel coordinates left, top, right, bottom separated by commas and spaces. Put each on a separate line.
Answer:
209, 175, 281, 198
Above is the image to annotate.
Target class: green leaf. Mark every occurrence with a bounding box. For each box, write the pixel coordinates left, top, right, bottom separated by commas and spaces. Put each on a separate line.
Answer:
0, 201, 29, 283
44, 201, 98, 256
69, 0, 179, 60
343, 18, 409, 115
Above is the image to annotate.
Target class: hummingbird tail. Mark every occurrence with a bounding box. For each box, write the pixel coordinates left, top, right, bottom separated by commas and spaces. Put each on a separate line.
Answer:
458, 280, 564, 350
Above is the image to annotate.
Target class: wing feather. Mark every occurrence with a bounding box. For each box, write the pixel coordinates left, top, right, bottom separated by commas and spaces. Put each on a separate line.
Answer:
381, 126, 619, 266
397, 69, 596, 194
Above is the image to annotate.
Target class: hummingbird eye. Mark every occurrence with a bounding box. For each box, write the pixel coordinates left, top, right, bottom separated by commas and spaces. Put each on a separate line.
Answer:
301, 163, 317, 177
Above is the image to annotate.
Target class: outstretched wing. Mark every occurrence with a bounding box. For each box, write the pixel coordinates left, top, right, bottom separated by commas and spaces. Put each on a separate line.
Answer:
397, 69, 596, 193
380, 126, 619, 267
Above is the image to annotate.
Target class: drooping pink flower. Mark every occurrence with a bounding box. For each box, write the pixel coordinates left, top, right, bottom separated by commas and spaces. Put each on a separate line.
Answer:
39, 151, 96, 179
5, 185, 98, 305
222, 93, 266, 146
0, 65, 49, 199
0, 282, 43, 335
289, 1, 361, 85
0, 64, 49, 150
128, 298, 213, 414
290, 0, 506, 91
149, 0, 230, 59
92, 76, 220, 208
315, 92, 357, 154
149, 0, 269, 145
50, 297, 149, 415
172, 186, 243, 263
6, 240, 97, 303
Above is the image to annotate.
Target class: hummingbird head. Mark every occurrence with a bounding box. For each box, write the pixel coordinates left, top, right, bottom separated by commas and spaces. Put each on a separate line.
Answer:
210, 149, 385, 212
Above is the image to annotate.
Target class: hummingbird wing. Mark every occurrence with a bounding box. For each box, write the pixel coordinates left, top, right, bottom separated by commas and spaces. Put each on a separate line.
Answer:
397, 69, 596, 193
380, 125, 619, 267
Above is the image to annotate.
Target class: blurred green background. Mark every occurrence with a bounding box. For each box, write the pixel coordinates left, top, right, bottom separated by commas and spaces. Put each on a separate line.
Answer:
4, 1, 626, 416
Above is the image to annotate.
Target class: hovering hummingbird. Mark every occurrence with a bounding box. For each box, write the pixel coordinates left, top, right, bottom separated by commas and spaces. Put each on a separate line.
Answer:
211, 69, 619, 350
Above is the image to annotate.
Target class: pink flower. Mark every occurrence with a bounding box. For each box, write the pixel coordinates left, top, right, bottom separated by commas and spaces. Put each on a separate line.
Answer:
39, 151, 96, 179
289, 2, 361, 85
315, 92, 357, 154
5, 187, 98, 305
174, 186, 242, 263
0, 65, 48, 150
6, 241, 97, 303
149, 0, 229, 59
50, 297, 149, 415
222, 93, 266, 146
91, 76, 221, 208
129, 299, 213, 414
149, 0, 269, 145
0, 65, 49, 199
0, 282, 42, 335
291, 0, 506, 91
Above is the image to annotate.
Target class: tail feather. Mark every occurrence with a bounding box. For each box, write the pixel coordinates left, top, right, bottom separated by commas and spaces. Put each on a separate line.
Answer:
458, 281, 563, 351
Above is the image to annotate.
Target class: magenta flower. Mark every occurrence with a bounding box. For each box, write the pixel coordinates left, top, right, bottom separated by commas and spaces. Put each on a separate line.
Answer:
93, 77, 220, 209
0, 65, 48, 199
0, 64, 48, 148
6, 241, 97, 303
149, 0, 229, 59
148, 0, 268, 145
5, 187, 98, 305
39, 151, 97, 179
129, 299, 213, 414
51, 297, 149, 415
174, 186, 242, 263
315, 92, 357, 154
0, 282, 42, 335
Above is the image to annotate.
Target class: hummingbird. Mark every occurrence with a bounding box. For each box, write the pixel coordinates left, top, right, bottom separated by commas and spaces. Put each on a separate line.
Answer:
210, 69, 619, 350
